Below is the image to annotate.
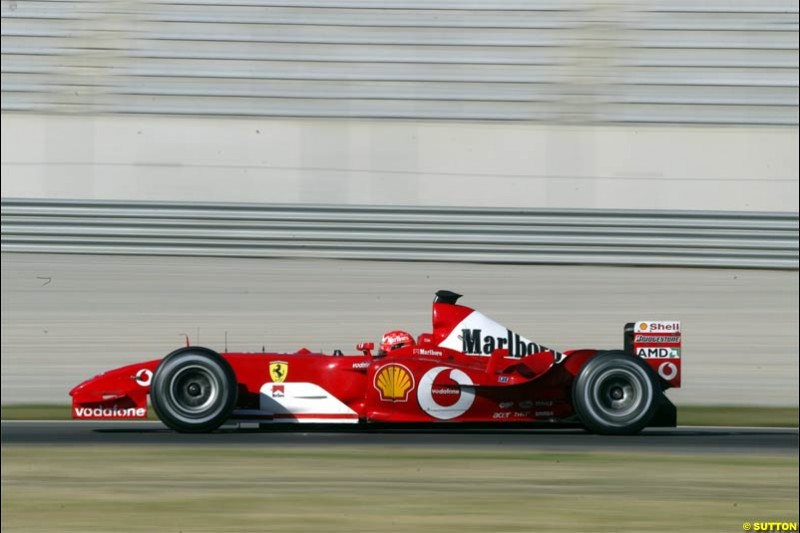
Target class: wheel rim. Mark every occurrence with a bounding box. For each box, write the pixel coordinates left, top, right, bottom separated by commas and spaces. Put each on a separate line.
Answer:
169, 365, 220, 416
591, 368, 645, 420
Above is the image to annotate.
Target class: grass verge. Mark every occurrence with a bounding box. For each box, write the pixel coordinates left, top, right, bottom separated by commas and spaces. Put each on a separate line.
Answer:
2, 404, 797, 427
1, 446, 797, 533
678, 406, 799, 428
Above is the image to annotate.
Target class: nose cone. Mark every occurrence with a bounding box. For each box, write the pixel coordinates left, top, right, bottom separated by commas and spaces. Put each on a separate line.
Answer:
70, 371, 106, 398
69, 360, 159, 403
70, 360, 159, 418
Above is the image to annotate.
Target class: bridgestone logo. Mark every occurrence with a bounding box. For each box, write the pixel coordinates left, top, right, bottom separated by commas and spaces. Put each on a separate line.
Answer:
634, 335, 680, 343
461, 328, 550, 358
74, 406, 146, 418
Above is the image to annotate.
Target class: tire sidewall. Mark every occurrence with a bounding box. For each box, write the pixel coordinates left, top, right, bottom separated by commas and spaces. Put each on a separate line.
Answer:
572, 351, 659, 435
151, 347, 237, 432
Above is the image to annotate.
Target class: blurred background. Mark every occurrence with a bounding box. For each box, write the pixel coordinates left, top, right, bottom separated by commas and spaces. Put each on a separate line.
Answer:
1, 0, 798, 408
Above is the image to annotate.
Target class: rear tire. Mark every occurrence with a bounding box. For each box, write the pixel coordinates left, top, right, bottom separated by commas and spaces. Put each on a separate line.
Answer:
572, 351, 658, 435
150, 347, 237, 433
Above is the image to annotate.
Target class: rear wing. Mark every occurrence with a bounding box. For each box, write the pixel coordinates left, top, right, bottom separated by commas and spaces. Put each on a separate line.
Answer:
625, 321, 681, 388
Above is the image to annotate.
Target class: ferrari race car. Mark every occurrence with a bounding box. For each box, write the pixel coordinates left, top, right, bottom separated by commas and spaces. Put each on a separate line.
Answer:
71, 290, 681, 435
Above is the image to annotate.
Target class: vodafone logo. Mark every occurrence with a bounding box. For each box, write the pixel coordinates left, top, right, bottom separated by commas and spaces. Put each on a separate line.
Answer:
658, 362, 678, 381
74, 406, 146, 418
134, 369, 153, 387
417, 366, 475, 420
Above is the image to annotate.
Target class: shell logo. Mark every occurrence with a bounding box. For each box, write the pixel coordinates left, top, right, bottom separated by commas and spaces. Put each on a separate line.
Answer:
638, 322, 648, 331
374, 364, 415, 402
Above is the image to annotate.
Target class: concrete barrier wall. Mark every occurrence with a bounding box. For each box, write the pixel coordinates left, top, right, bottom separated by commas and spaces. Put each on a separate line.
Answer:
2, 113, 798, 212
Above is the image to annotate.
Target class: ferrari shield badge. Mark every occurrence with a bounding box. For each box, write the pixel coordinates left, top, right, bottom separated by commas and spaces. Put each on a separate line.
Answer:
269, 361, 288, 383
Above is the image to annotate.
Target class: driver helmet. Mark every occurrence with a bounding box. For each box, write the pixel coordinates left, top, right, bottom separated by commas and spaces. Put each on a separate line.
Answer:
379, 330, 415, 356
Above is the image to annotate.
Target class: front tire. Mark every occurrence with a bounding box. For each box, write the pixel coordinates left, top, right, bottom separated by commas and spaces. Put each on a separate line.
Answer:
150, 347, 237, 433
572, 351, 658, 435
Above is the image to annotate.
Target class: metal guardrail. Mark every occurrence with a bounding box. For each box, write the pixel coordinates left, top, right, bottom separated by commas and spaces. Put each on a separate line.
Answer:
1, 199, 798, 269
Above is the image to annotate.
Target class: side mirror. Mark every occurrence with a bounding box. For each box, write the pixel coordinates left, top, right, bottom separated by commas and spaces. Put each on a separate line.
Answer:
356, 342, 374, 356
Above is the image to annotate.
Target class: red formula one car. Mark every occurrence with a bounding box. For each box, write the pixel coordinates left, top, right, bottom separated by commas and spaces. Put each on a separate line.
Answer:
71, 290, 681, 435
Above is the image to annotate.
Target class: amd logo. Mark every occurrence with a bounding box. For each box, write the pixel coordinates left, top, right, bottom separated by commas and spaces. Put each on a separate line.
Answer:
636, 347, 679, 358
461, 328, 547, 358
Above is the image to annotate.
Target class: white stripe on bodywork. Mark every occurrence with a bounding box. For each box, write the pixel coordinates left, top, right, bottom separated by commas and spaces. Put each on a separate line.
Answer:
438, 310, 560, 360
257, 382, 358, 423
439, 311, 509, 354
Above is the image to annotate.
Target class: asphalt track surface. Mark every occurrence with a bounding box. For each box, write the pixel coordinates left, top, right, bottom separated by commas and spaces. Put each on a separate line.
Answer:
2, 421, 797, 455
